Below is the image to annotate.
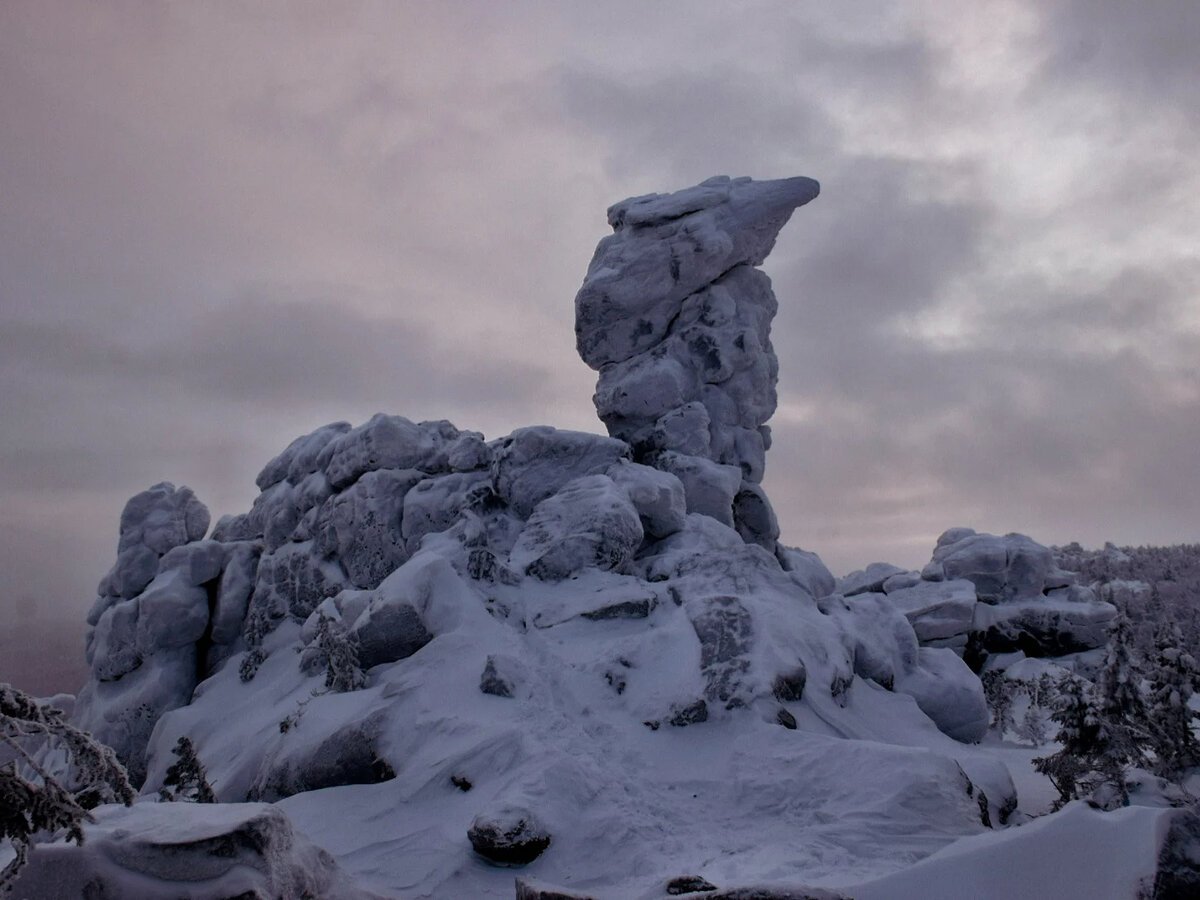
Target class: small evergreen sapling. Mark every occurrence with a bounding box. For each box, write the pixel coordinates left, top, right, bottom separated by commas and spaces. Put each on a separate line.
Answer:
315, 613, 366, 693
158, 736, 216, 803
1, 683, 135, 890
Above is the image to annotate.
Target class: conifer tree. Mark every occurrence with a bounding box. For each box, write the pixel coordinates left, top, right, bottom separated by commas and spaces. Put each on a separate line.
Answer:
1144, 622, 1200, 781
316, 613, 366, 693
1, 684, 135, 889
1034, 675, 1101, 807
158, 736, 216, 804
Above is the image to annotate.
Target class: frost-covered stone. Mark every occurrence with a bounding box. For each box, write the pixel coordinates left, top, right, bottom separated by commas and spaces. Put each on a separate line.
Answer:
650, 451, 742, 526
9, 801, 382, 900
99, 483, 211, 598
157, 538, 228, 586
89, 598, 140, 681
321, 414, 460, 490
732, 480, 780, 550
897, 647, 989, 743
576, 176, 818, 488
256, 421, 351, 491
576, 175, 819, 369
135, 568, 210, 653
883, 579, 978, 644
838, 562, 910, 597
606, 459, 687, 539
509, 475, 644, 580
688, 595, 755, 709
402, 469, 492, 553
316, 467, 424, 588
250, 714, 394, 801
210, 541, 261, 645
250, 541, 348, 626
971, 590, 1117, 658
116, 482, 211, 557
468, 805, 552, 866
777, 545, 836, 600
490, 426, 630, 518
830, 593, 920, 691
930, 529, 1055, 603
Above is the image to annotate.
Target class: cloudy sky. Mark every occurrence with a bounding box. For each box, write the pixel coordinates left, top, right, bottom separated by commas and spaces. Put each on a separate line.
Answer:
2, 1, 1197, 691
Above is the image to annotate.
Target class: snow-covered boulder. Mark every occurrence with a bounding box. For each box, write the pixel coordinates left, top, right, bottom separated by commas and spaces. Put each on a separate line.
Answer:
317, 466, 424, 587
605, 459, 687, 539
96, 482, 211, 601
971, 588, 1118, 658
9, 801, 383, 899
491, 426, 631, 518
777, 545, 836, 599
649, 450, 742, 526
468, 805, 553, 866
321, 413, 462, 489
883, 578, 978, 645
897, 647, 989, 743
838, 562, 910, 598
927, 529, 1057, 603
508, 475, 644, 580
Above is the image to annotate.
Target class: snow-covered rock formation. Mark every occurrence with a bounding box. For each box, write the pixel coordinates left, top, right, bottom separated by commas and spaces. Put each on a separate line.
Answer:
61, 176, 1151, 899
576, 175, 819, 552
842, 527, 1118, 674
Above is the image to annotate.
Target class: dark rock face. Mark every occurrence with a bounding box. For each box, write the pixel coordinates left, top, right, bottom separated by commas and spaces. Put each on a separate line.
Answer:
772, 665, 807, 703
480, 655, 515, 698
468, 807, 552, 866
703, 888, 851, 900
249, 718, 395, 802
1152, 805, 1200, 899
689, 595, 754, 709
667, 874, 719, 894
669, 699, 710, 727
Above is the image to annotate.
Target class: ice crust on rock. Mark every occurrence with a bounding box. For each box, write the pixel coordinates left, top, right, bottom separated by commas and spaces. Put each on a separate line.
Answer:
60, 176, 1141, 898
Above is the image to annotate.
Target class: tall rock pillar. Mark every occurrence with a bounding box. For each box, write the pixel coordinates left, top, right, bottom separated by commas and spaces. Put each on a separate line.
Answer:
574, 175, 818, 550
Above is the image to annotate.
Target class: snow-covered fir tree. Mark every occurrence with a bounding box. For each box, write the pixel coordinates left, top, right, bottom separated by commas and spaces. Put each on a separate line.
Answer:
1, 684, 135, 889
1144, 622, 1200, 781
158, 736, 216, 804
316, 613, 366, 693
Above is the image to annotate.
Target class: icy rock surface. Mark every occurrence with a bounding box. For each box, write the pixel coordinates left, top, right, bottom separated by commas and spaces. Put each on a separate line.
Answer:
9, 801, 383, 900
576, 175, 819, 554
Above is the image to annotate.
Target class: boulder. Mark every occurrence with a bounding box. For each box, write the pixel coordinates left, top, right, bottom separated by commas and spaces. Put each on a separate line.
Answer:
468, 806, 552, 866
8, 801, 382, 900
930, 529, 1055, 603
898, 647, 989, 743
508, 475, 644, 580
883, 578, 978, 644
255, 420, 351, 490
688, 595, 755, 709
317, 467, 425, 588
650, 451, 742, 526
838, 562, 910, 597
490, 426, 630, 518
606, 459, 688, 538
776, 545, 836, 600
321, 413, 460, 490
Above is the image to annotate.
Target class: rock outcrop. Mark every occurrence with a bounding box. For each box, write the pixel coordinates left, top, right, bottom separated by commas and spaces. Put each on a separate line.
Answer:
576, 175, 819, 553
60, 176, 1125, 899
9, 801, 382, 899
